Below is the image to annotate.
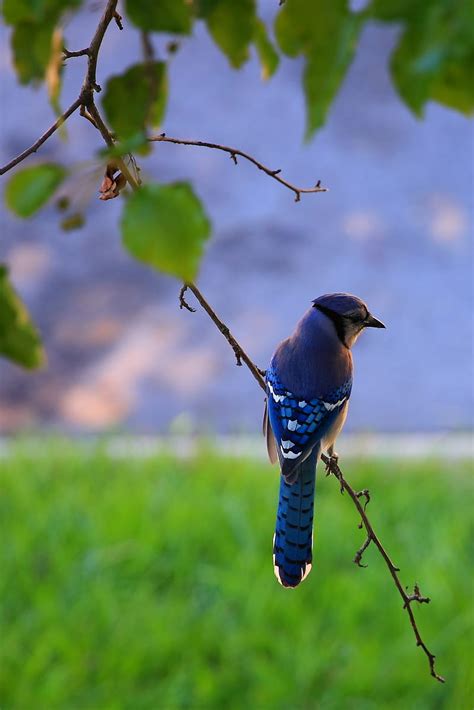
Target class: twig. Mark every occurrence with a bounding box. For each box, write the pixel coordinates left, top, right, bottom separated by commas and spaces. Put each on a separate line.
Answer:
86, 103, 140, 191
86, 102, 114, 147
405, 583, 431, 607
354, 536, 371, 567
63, 47, 90, 59
181, 283, 267, 386
150, 134, 328, 202
180, 280, 444, 684
321, 452, 444, 683
0, 0, 121, 176
356, 487, 370, 528
1, 0, 325, 206
81, 0, 119, 96
80, 104, 98, 128
179, 284, 196, 312
141, 30, 155, 64
0, 99, 82, 175
113, 10, 123, 30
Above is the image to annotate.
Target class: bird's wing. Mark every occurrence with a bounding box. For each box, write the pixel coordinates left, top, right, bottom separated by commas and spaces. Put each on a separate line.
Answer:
265, 365, 352, 481
263, 398, 279, 464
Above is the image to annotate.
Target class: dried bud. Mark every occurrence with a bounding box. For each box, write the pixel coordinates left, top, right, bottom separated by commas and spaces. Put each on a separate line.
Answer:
99, 163, 127, 200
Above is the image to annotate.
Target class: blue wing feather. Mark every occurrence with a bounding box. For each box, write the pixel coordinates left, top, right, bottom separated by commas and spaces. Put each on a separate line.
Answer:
266, 365, 352, 482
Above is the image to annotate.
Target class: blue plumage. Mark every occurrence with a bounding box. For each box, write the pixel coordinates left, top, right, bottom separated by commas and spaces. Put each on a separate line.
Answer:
273, 448, 317, 588
264, 293, 385, 588
266, 366, 351, 483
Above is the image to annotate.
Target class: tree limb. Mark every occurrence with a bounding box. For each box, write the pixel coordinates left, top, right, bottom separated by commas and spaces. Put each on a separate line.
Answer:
150, 134, 327, 202
81, 0, 119, 96
179, 280, 445, 684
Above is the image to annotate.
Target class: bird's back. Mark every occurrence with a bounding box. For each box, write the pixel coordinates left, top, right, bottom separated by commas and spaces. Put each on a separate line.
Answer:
271, 306, 353, 397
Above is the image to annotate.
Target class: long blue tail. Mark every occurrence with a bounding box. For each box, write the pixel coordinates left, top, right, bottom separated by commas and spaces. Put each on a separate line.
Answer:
273, 448, 318, 588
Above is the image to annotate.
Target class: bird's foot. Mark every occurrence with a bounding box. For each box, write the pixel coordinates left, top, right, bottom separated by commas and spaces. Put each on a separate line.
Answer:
324, 451, 344, 493
324, 451, 339, 476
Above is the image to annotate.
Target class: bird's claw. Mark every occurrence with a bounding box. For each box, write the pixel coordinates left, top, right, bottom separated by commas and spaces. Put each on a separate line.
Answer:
324, 451, 339, 476
325, 452, 344, 493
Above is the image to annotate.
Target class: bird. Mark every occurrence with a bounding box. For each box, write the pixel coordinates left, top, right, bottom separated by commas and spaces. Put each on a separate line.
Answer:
263, 293, 385, 588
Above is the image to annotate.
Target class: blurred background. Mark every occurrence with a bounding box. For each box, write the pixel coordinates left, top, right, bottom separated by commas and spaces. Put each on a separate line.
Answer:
1, 0, 472, 436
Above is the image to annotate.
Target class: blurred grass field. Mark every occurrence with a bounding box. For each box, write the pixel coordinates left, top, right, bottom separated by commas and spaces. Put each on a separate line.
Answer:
0, 442, 472, 710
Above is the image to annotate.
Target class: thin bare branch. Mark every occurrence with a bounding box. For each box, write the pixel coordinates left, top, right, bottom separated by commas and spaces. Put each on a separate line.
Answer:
321, 452, 444, 683
354, 536, 371, 567
150, 134, 328, 201
0, 0, 121, 177
179, 284, 196, 312
85, 103, 140, 191
0, 99, 82, 175
113, 10, 123, 30
81, 0, 119, 95
181, 280, 444, 684
181, 283, 267, 386
63, 47, 90, 59
1, 0, 325, 207
79, 104, 98, 128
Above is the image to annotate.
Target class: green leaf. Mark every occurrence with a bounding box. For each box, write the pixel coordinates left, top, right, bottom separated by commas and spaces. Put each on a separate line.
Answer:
198, 0, 256, 68
0, 265, 44, 369
102, 63, 168, 143
369, 0, 474, 117
368, 0, 419, 22
5, 164, 67, 218
2, 0, 82, 24
275, 0, 362, 136
121, 183, 211, 281
11, 20, 55, 84
124, 0, 192, 34
254, 19, 279, 80
431, 53, 474, 114
4, 0, 82, 84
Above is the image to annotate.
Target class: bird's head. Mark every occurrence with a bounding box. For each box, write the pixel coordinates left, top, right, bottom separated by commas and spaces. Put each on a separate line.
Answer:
312, 293, 385, 349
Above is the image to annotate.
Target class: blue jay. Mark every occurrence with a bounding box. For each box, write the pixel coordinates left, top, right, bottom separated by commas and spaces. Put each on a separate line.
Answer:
263, 293, 385, 588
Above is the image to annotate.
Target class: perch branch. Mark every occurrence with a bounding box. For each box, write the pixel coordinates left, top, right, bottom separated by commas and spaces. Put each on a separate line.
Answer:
179, 280, 444, 684
320, 453, 443, 682
150, 134, 327, 202
181, 283, 266, 386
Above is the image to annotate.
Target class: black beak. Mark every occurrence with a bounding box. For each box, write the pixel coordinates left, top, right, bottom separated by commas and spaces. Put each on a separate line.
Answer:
365, 313, 385, 329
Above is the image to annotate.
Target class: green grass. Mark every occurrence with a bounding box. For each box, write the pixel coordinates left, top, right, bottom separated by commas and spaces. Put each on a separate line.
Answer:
0, 442, 472, 710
